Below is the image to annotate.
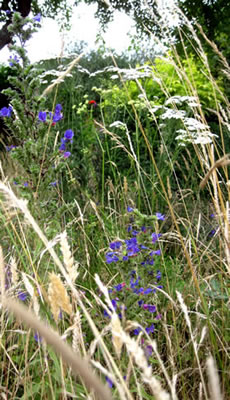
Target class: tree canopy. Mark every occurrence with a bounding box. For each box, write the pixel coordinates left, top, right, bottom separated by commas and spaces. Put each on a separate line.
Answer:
0, 0, 71, 50
1, 0, 230, 62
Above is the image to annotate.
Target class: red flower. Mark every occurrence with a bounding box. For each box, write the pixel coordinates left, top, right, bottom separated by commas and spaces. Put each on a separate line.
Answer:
88, 100, 97, 105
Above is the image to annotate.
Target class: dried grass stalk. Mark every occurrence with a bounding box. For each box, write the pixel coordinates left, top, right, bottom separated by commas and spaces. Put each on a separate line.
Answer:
0, 246, 5, 298
60, 231, 79, 283
121, 330, 171, 400
9, 256, 18, 286
206, 356, 223, 400
2, 297, 112, 400
111, 313, 123, 359
200, 154, 230, 189
48, 273, 72, 322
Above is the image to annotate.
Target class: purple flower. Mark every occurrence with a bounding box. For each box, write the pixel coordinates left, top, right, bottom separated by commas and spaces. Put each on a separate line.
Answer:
38, 111, 46, 122
127, 225, 132, 232
111, 299, 117, 310
133, 327, 141, 335
5, 10, 11, 15
52, 112, 62, 123
156, 270, 161, 281
155, 212, 165, 221
156, 314, 162, 320
103, 309, 110, 317
50, 181, 57, 186
106, 253, 119, 264
144, 344, 153, 357
122, 255, 129, 261
125, 237, 140, 256
64, 129, 74, 141
105, 376, 113, 388
55, 104, 62, 113
34, 332, 42, 343
152, 233, 161, 244
110, 241, 122, 250
114, 283, 124, 291
59, 138, 66, 151
6, 145, 16, 152
0, 106, 12, 117
143, 304, 156, 313
9, 55, 20, 66
18, 292, 27, 301
146, 325, 155, 334
152, 249, 161, 256
33, 13, 41, 22
147, 257, 154, 265
127, 206, 134, 212
143, 288, 153, 295
23, 182, 28, 187
209, 229, 216, 237
63, 151, 71, 159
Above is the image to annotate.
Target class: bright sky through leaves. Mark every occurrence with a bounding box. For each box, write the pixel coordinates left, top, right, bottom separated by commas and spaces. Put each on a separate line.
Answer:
0, 3, 134, 63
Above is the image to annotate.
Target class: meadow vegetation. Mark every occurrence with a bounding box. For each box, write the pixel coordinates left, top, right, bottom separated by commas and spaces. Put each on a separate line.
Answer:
0, 5, 229, 400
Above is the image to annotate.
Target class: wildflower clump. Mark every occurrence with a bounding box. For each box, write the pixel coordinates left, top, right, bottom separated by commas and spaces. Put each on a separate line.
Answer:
103, 207, 165, 339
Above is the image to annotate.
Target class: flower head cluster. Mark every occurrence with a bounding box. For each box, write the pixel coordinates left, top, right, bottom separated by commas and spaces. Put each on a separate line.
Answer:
38, 104, 63, 125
